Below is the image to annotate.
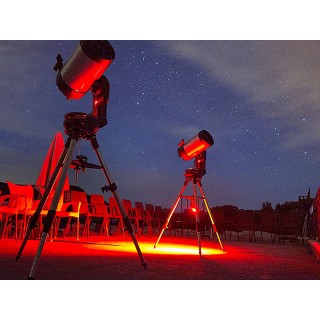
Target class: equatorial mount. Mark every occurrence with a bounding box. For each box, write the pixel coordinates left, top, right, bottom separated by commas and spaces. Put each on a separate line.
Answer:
184, 151, 207, 180
184, 168, 206, 180
63, 112, 100, 140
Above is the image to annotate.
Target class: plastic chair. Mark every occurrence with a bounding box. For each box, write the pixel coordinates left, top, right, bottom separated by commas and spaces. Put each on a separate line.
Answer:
135, 201, 150, 235
89, 194, 109, 238
0, 194, 20, 239
155, 206, 166, 231
1, 181, 34, 239
26, 192, 65, 239
146, 203, 161, 235
70, 191, 91, 238
109, 197, 125, 235
122, 199, 139, 236
53, 201, 81, 240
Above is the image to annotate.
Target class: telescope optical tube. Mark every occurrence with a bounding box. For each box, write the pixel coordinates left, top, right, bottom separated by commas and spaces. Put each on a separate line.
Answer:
56, 40, 115, 100
178, 130, 214, 160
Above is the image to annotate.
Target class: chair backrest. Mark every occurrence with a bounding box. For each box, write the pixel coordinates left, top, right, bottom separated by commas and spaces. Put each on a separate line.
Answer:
91, 194, 105, 205
90, 194, 108, 216
122, 199, 135, 217
145, 203, 155, 219
70, 190, 89, 214
6, 181, 34, 212
109, 197, 121, 217
0, 194, 18, 212
155, 206, 163, 219
135, 201, 146, 219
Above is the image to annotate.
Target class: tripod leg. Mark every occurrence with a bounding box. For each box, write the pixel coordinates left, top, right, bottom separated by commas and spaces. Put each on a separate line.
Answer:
193, 181, 202, 255
28, 137, 78, 279
154, 180, 189, 248
16, 137, 72, 261
197, 181, 225, 252
90, 137, 147, 269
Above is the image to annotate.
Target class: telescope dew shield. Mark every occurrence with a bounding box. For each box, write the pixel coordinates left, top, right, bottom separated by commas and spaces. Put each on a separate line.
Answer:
178, 130, 214, 160
56, 40, 115, 100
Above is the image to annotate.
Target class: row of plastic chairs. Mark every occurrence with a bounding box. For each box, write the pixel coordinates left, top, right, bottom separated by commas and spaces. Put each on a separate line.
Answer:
0, 184, 166, 240
70, 190, 164, 238
0, 182, 82, 240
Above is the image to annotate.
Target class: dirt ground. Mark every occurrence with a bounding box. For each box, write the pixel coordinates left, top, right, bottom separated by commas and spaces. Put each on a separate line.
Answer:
0, 235, 319, 280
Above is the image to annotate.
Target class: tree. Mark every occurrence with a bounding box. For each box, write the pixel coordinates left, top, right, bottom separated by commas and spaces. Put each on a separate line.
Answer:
261, 202, 273, 212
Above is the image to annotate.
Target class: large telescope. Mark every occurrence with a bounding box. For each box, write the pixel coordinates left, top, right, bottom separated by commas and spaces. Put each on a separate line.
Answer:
53, 40, 115, 128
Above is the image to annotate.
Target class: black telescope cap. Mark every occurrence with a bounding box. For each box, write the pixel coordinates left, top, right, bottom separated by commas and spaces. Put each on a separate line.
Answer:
198, 130, 214, 146
80, 40, 115, 62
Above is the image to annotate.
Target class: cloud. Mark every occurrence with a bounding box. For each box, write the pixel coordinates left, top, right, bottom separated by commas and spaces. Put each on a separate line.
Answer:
165, 125, 202, 139
157, 41, 320, 152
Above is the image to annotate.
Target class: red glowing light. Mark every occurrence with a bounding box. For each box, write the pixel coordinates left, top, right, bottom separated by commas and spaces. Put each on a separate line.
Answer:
191, 207, 197, 213
85, 241, 226, 256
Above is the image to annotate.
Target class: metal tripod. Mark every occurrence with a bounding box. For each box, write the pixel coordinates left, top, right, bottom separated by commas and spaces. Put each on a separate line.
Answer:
17, 112, 147, 279
154, 170, 224, 255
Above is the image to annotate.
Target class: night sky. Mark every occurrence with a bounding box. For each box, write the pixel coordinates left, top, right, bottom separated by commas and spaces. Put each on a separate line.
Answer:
1, 40, 320, 210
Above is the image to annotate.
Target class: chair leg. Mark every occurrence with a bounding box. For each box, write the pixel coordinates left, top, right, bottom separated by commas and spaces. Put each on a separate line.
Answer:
87, 217, 91, 239
116, 218, 125, 236
81, 217, 90, 238
131, 219, 139, 237
14, 214, 18, 240
76, 218, 80, 241
106, 218, 110, 238
62, 217, 72, 238
136, 220, 140, 237
1, 215, 10, 239
53, 217, 60, 239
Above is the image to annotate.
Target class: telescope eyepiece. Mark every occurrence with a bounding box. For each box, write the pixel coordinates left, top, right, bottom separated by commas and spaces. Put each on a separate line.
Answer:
53, 54, 63, 72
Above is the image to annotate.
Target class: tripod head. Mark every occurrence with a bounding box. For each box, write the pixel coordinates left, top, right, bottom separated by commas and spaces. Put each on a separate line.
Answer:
63, 112, 100, 140
54, 41, 115, 129
184, 151, 207, 180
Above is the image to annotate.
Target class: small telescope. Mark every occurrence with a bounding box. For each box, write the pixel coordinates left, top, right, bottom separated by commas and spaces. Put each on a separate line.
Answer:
54, 40, 115, 128
154, 128, 224, 253
177, 130, 214, 160
178, 130, 214, 178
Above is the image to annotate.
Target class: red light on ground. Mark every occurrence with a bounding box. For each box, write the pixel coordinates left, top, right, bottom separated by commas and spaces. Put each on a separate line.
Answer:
153, 244, 224, 255
86, 241, 226, 256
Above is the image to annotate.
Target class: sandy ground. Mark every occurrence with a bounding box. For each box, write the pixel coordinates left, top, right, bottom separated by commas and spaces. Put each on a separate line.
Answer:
0, 235, 319, 280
